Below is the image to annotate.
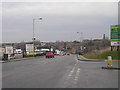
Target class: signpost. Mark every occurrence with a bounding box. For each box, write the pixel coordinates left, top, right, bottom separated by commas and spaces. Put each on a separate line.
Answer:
110, 25, 120, 51
5, 46, 13, 60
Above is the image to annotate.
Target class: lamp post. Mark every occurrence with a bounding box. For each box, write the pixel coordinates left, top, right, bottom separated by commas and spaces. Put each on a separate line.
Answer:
77, 32, 83, 54
33, 18, 42, 56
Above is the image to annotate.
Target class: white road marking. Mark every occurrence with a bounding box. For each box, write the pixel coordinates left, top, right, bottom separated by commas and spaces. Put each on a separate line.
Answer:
74, 68, 80, 81
67, 57, 80, 81
75, 63, 77, 66
67, 62, 77, 78
76, 58, 78, 63
68, 67, 75, 77
75, 55, 79, 63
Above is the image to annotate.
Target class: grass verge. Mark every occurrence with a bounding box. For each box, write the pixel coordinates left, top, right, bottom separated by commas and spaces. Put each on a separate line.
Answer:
84, 47, 120, 60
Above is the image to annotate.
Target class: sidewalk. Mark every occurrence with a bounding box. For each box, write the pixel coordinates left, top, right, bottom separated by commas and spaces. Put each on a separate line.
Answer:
0, 56, 44, 63
76, 55, 120, 62
76, 55, 120, 70
0, 60, 5, 63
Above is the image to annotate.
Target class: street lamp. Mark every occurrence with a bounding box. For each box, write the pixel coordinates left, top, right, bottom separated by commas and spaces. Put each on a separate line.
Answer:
76, 32, 83, 54
33, 17, 42, 56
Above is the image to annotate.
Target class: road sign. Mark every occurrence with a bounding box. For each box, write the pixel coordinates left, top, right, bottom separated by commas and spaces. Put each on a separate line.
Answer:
110, 25, 120, 46
26, 44, 34, 52
5, 46, 13, 55
76, 47, 81, 50
98, 41, 102, 45
0, 47, 5, 56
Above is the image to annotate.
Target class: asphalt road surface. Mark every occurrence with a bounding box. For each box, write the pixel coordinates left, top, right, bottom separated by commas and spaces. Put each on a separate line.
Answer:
2, 55, 118, 88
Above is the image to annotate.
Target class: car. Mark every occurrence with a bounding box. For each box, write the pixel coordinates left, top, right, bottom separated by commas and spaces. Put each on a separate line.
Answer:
66, 52, 71, 55
45, 52, 54, 58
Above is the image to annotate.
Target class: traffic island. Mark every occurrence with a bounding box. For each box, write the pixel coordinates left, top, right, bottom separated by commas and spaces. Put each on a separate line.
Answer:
101, 66, 120, 70
76, 55, 105, 62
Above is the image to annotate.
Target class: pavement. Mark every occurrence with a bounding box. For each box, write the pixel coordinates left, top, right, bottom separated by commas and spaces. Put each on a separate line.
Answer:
0, 56, 44, 63
0, 61, 4, 63
2, 55, 119, 88
77, 55, 120, 70
76, 55, 120, 62
76, 55, 106, 62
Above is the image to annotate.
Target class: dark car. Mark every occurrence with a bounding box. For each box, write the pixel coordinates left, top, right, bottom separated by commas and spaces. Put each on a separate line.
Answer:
45, 52, 54, 58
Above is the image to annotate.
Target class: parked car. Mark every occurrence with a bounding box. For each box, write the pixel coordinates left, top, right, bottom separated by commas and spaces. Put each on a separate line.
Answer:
45, 52, 54, 58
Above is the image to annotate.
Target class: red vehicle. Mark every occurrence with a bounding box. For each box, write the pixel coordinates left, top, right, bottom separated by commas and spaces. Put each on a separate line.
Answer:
66, 52, 71, 55
45, 52, 54, 58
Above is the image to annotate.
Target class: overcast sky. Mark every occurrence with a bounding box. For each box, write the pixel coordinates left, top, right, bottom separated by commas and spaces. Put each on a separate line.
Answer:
2, 2, 118, 43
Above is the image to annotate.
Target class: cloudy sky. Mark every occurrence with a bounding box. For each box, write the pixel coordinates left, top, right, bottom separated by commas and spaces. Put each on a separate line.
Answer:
2, 1, 118, 43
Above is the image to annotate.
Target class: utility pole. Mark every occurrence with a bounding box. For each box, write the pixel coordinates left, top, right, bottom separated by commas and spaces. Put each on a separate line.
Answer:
77, 32, 84, 54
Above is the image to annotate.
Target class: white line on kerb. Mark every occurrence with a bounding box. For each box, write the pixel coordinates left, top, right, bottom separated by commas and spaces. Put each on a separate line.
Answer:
74, 68, 80, 81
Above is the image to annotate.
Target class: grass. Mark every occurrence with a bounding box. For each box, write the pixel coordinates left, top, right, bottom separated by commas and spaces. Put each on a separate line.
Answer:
84, 47, 120, 60
91, 51, 120, 60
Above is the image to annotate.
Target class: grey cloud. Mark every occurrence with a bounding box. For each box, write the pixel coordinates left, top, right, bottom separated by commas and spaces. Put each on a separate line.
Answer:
2, 2, 118, 42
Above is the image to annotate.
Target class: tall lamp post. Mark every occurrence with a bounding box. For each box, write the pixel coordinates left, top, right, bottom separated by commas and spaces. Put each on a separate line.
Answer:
33, 18, 42, 56
77, 32, 83, 54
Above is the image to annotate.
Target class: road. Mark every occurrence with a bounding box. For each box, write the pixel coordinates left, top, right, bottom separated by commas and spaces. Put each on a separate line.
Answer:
2, 55, 118, 88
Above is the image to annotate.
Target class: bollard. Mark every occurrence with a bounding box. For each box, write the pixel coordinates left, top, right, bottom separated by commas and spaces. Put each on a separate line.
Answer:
107, 56, 112, 67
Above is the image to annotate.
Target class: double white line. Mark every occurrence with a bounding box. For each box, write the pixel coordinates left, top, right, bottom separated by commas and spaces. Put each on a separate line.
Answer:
68, 67, 75, 77
74, 68, 80, 81
68, 64, 80, 81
